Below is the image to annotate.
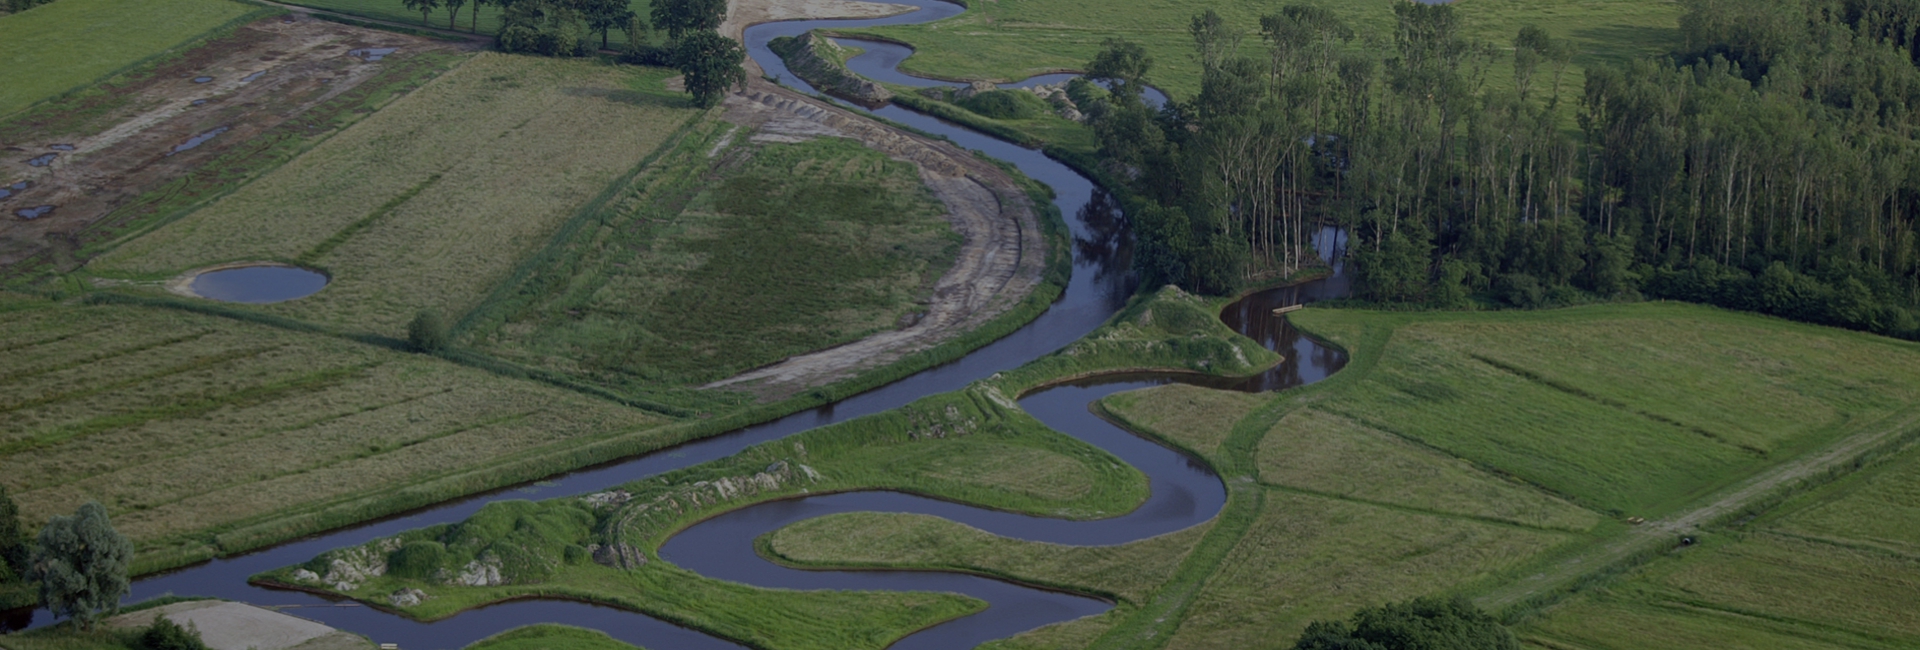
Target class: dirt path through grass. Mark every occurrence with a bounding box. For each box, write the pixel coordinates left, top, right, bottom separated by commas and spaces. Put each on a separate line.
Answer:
1478, 405, 1920, 611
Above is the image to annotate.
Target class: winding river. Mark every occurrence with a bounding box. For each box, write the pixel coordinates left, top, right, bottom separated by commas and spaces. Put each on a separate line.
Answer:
4, 3, 1351, 646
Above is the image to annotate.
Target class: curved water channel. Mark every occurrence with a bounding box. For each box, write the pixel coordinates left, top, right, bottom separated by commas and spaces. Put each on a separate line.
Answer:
5, 2, 1351, 646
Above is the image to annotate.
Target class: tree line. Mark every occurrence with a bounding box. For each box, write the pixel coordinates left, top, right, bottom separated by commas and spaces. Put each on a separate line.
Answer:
1081, 0, 1920, 341
396, 0, 743, 106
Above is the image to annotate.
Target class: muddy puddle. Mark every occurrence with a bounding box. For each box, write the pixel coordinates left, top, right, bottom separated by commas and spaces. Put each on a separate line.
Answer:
349, 48, 398, 62
15, 205, 55, 219
0, 181, 28, 200
167, 126, 230, 156
25, 153, 56, 167
48, 144, 75, 151
189, 264, 329, 303
242, 70, 267, 82
192, 76, 214, 83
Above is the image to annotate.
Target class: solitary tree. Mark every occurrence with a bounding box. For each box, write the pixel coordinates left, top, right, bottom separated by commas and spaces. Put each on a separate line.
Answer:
29, 502, 133, 630
408, 310, 449, 352
651, 0, 724, 39
672, 30, 745, 107
402, 0, 441, 25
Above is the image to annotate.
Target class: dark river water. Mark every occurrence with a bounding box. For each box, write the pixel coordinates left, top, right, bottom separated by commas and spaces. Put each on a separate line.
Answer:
4, 2, 1353, 646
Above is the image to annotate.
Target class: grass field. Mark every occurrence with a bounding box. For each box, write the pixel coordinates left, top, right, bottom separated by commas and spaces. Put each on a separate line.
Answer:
91, 54, 703, 336
1256, 408, 1600, 531
0, 0, 268, 118
1165, 489, 1572, 649
1517, 531, 1920, 649
280, 0, 654, 47
1288, 304, 1920, 517
467, 133, 962, 391
848, 0, 1680, 99
764, 511, 1213, 604
1097, 384, 1264, 460
0, 293, 666, 570
467, 625, 645, 650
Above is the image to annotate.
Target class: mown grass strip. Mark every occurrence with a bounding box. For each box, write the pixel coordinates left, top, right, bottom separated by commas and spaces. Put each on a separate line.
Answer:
299, 173, 444, 264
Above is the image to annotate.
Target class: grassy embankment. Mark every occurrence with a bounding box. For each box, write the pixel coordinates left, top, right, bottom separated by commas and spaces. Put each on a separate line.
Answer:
466, 625, 645, 650
0, 292, 669, 574
761, 302, 1920, 650
90, 54, 703, 336
845, 0, 1681, 100
0, 0, 269, 118
252, 286, 1279, 650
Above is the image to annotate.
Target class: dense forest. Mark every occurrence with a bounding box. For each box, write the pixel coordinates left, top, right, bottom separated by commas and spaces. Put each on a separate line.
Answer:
1084, 0, 1920, 340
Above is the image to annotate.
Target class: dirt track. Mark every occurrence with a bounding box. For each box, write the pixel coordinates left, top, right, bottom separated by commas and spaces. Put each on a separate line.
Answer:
0, 15, 469, 271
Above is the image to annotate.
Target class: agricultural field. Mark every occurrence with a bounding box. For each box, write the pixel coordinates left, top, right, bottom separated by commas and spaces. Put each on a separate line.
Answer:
279, 0, 653, 47
91, 54, 702, 336
0, 292, 667, 570
0, 0, 267, 117
0, 12, 469, 273
467, 132, 962, 394
850, 0, 1680, 98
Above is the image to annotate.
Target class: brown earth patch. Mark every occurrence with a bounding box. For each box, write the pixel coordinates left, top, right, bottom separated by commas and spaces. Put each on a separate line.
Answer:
0, 14, 472, 273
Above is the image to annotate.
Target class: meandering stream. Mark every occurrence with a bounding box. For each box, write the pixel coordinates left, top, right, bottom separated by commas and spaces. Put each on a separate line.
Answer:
5, 2, 1352, 646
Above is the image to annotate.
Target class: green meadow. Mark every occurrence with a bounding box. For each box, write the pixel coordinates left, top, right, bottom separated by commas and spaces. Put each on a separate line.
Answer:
0, 0, 268, 117
846, 0, 1681, 99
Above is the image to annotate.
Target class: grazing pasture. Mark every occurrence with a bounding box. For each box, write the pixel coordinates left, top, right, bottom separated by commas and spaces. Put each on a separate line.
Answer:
0, 0, 267, 117
850, 0, 1680, 98
0, 294, 665, 569
1289, 304, 1920, 517
1163, 489, 1571, 650
469, 134, 961, 391
91, 54, 702, 335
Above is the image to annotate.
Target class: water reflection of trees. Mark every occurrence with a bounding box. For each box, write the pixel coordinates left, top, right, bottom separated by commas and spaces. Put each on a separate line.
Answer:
1074, 188, 1136, 310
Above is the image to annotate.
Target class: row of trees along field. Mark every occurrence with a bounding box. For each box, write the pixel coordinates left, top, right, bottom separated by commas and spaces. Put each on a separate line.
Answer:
396, 0, 743, 106
1086, 0, 1920, 341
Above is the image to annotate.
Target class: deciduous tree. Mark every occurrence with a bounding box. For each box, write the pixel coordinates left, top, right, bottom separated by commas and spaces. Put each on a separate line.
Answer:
29, 502, 132, 630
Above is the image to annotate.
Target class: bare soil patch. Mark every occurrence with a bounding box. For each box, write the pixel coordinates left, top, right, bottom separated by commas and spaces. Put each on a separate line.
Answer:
0, 14, 469, 271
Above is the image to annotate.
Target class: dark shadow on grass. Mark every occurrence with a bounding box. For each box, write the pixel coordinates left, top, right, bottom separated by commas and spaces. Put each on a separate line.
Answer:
1570, 24, 1682, 66
563, 86, 693, 109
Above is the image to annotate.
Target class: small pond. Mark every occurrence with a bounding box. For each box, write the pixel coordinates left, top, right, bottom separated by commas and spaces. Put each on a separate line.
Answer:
190, 265, 329, 303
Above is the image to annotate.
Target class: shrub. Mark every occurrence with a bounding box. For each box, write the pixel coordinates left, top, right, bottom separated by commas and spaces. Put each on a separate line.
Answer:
408, 310, 449, 352
958, 90, 1051, 120
140, 614, 210, 650
1292, 596, 1519, 650
387, 541, 449, 580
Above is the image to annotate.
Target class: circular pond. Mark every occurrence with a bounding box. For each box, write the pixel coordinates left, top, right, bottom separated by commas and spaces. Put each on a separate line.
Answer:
189, 264, 328, 303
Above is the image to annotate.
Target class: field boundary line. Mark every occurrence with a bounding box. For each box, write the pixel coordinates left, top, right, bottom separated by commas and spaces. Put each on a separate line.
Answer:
1257, 483, 1592, 535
